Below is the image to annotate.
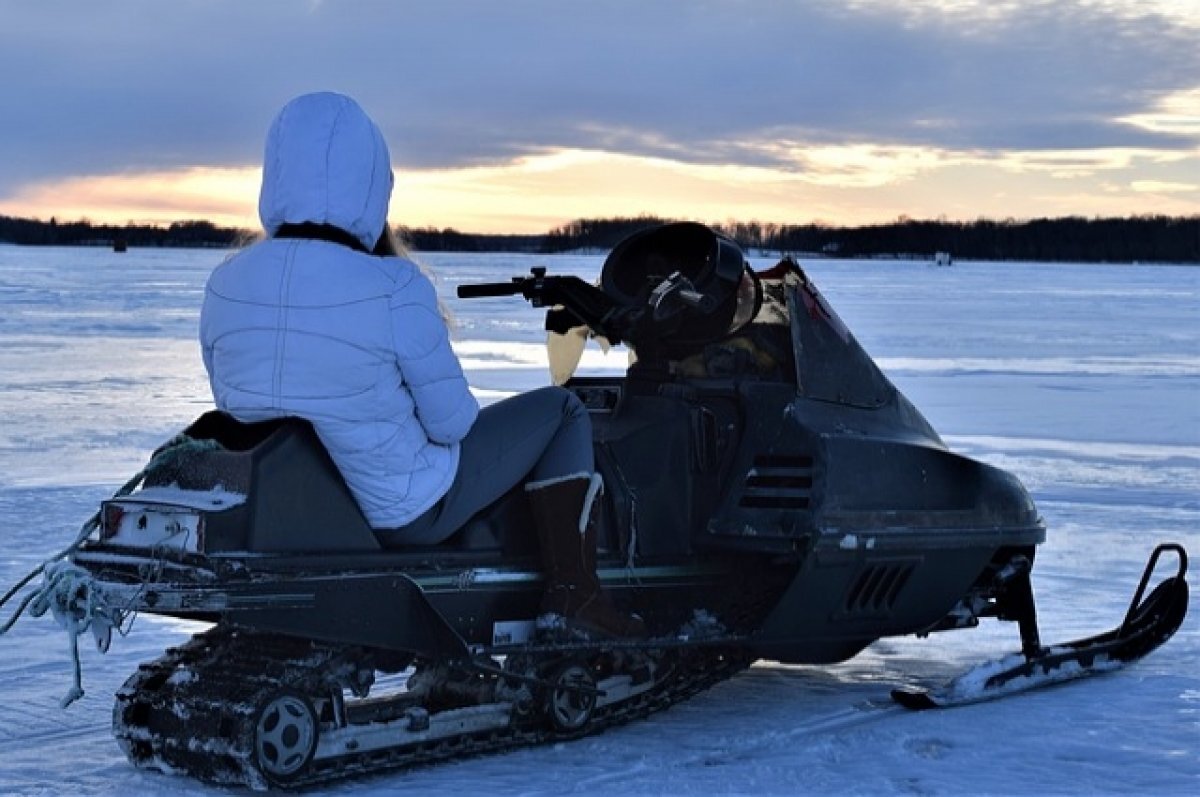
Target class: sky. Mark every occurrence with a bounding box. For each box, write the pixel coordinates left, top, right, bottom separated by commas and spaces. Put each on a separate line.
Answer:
0, 0, 1197, 234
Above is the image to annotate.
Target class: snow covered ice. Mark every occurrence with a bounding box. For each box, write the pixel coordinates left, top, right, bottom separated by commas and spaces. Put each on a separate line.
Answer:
0, 246, 1196, 795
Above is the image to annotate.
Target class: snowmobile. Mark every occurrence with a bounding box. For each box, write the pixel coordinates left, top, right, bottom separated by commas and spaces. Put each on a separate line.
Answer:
45, 222, 1186, 789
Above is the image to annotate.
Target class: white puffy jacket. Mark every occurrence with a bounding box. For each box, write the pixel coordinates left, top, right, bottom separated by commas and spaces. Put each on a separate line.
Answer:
199, 92, 479, 529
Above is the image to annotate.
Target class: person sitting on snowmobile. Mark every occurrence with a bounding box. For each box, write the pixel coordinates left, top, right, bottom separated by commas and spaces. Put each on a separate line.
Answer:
198, 91, 642, 638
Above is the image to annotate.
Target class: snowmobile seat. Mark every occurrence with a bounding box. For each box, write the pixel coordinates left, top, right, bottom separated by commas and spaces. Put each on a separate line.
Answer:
144, 412, 510, 554
141, 411, 382, 553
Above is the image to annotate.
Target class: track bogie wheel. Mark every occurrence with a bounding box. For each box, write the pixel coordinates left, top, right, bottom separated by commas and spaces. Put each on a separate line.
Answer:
253, 690, 319, 783
545, 663, 597, 733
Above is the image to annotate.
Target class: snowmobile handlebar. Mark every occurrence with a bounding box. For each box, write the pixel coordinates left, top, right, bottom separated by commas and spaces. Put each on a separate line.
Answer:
456, 281, 530, 299
457, 266, 738, 350
457, 267, 634, 344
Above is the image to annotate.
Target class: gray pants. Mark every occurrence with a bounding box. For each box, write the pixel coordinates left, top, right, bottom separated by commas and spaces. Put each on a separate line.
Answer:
377, 386, 593, 545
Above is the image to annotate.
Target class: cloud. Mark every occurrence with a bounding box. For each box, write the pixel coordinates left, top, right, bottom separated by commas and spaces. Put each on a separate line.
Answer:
1, 0, 1197, 229
1119, 88, 1200, 138
1131, 180, 1198, 194
1, 1, 1197, 193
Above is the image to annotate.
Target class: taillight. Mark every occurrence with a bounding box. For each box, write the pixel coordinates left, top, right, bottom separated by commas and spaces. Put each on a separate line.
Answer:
101, 503, 125, 540
96, 501, 205, 554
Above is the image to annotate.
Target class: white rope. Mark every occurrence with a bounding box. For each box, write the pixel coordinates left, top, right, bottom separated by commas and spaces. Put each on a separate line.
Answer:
0, 433, 221, 707
27, 562, 128, 707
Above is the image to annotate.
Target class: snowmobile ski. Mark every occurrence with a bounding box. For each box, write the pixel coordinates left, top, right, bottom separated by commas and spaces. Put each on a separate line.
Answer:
892, 543, 1188, 709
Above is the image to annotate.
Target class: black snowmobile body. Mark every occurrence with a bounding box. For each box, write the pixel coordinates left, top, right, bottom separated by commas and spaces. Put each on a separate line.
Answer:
73, 235, 1042, 664
65, 222, 1187, 788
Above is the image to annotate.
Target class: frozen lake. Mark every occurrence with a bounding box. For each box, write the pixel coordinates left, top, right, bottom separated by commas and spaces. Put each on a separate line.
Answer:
0, 246, 1196, 795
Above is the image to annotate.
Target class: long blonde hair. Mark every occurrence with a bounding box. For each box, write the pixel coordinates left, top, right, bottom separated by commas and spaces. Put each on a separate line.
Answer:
374, 225, 454, 327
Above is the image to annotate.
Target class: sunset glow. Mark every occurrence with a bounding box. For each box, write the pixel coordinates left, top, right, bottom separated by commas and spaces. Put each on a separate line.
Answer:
0, 167, 261, 229
3, 139, 1195, 235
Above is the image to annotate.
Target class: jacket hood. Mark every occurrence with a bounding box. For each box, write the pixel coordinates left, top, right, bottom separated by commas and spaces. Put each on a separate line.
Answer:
258, 92, 394, 250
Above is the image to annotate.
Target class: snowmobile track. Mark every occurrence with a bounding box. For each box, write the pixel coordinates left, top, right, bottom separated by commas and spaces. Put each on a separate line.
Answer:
113, 625, 756, 790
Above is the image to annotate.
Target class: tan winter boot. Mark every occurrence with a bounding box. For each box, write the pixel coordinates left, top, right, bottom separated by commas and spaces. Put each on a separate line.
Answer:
526, 473, 645, 638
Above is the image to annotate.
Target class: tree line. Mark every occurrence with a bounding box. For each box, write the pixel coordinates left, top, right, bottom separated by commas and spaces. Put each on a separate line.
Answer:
0, 216, 244, 248
546, 214, 1199, 263
397, 226, 543, 253
2, 213, 1196, 262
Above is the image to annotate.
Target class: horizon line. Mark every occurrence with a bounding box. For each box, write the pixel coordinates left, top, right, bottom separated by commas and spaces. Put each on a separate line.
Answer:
4, 210, 1198, 238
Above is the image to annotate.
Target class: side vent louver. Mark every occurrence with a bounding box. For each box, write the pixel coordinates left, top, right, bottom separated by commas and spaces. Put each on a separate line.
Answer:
739, 454, 813, 509
845, 562, 915, 614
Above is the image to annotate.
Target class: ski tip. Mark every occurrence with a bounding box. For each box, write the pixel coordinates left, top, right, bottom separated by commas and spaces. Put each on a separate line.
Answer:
890, 687, 940, 711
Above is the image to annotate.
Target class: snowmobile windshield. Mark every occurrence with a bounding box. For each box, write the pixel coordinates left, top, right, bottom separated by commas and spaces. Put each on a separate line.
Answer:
753, 260, 895, 408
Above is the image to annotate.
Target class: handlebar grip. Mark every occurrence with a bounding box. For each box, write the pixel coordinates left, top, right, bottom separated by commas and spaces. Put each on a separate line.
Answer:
457, 281, 524, 299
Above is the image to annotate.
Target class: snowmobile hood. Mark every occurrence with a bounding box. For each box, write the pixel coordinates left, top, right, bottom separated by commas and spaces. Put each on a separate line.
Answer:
257, 92, 394, 251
